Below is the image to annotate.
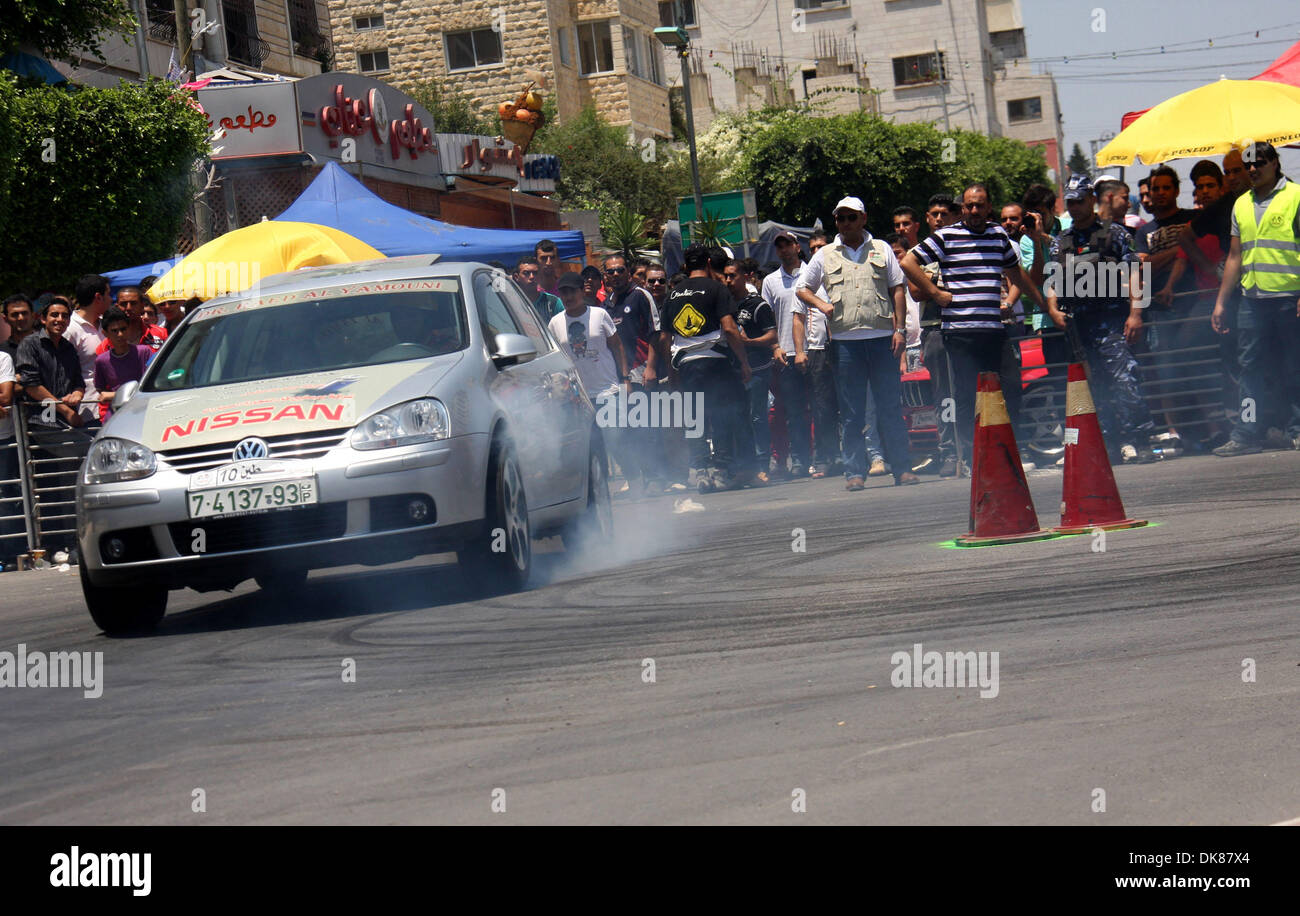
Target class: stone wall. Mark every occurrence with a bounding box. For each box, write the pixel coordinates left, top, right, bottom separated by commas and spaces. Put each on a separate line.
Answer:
327, 0, 669, 135
327, 0, 556, 120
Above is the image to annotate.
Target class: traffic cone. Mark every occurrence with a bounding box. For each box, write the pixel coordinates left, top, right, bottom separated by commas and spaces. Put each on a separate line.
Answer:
954, 372, 1055, 547
1053, 363, 1148, 535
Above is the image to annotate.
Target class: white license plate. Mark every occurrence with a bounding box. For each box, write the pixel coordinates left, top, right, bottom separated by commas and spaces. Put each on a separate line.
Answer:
911, 409, 938, 428
187, 478, 317, 519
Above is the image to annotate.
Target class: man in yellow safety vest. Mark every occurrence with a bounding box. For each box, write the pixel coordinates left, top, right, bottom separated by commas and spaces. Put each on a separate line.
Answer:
1211, 141, 1300, 455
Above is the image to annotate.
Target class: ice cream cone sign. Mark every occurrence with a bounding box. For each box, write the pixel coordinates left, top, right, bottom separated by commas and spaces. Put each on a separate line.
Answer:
498, 82, 546, 153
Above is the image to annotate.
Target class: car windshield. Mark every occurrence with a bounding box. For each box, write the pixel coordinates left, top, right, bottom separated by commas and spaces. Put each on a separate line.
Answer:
143, 285, 466, 392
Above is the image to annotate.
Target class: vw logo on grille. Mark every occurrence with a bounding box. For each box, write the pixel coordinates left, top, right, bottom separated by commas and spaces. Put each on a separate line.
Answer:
232, 437, 270, 460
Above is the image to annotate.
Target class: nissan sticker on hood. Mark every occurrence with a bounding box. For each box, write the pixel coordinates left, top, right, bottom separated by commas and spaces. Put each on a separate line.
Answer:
140, 361, 446, 451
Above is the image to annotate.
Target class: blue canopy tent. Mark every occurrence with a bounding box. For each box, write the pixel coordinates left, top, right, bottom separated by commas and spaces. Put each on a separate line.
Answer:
1, 51, 68, 85
105, 257, 182, 290
275, 162, 585, 264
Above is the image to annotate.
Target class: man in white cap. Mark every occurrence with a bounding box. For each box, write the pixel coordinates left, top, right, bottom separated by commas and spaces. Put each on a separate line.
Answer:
795, 196, 917, 490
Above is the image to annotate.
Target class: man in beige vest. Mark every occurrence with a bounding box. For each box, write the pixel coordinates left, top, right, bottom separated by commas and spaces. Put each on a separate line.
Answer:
795, 196, 918, 490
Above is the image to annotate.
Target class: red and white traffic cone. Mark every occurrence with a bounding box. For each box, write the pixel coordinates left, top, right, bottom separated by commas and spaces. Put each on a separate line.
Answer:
954, 372, 1054, 547
1053, 363, 1148, 534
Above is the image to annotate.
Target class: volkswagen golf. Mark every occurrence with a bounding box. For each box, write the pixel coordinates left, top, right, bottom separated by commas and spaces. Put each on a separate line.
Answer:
77, 255, 612, 634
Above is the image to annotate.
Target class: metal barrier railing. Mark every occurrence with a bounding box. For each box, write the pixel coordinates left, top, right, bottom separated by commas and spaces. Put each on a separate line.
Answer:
4, 400, 98, 565
1026, 309, 1235, 442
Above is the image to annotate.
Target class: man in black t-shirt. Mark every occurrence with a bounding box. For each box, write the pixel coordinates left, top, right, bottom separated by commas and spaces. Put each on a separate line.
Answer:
727, 257, 777, 483
649, 244, 753, 492
1135, 165, 1214, 439
1134, 166, 1196, 306
601, 253, 660, 381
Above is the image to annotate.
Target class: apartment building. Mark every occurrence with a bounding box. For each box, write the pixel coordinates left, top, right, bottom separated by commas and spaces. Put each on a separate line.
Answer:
658, 0, 1065, 177
327, 0, 673, 139
55, 0, 332, 86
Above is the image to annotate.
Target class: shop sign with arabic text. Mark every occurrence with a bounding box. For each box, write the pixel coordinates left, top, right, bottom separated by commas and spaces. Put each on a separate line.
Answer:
196, 81, 302, 160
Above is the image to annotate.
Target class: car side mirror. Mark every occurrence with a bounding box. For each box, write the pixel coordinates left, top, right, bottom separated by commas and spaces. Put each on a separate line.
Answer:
492, 333, 537, 368
113, 381, 139, 410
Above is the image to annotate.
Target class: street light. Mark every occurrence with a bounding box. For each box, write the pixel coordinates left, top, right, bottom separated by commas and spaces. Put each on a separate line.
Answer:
655, 21, 705, 233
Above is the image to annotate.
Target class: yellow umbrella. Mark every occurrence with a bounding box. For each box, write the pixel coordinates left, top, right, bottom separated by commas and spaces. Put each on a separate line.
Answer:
148, 221, 385, 303
1096, 79, 1300, 167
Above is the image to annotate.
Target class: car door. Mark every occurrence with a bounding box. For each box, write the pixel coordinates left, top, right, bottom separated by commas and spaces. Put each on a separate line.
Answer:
472, 271, 568, 509
497, 279, 588, 503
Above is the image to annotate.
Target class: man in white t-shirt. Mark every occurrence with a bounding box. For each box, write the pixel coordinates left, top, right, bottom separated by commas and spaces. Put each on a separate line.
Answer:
763, 230, 811, 478
65, 275, 113, 407
549, 273, 645, 492
789, 231, 843, 477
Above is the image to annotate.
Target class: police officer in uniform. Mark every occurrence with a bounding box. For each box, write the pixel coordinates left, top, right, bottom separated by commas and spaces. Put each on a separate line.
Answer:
1045, 174, 1155, 463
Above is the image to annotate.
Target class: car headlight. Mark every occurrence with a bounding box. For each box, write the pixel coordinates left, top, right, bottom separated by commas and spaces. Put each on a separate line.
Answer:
350, 398, 451, 450
84, 438, 157, 485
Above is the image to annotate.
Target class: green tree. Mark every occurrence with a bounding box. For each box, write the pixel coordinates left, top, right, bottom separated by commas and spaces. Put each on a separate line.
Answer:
408, 79, 497, 135
0, 78, 210, 292
1067, 142, 1091, 178
942, 130, 1052, 211
727, 109, 1049, 232
533, 105, 696, 228
0, 0, 138, 62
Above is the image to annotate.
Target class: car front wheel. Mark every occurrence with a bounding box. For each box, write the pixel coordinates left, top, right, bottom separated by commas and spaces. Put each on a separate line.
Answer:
81, 563, 167, 635
458, 440, 531, 593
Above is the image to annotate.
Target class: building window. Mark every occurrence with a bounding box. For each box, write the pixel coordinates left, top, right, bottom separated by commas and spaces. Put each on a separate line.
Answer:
354, 14, 385, 31
658, 0, 697, 27
1006, 96, 1043, 123
892, 51, 946, 86
446, 27, 505, 71
578, 21, 614, 75
792, 0, 849, 9
145, 0, 176, 43
223, 0, 269, 69
558, 27, 572, 67
288, 0, 326, 58
989, 28, 1026, 61
358, 49, 390, 73
623, 26, 642, 78
647, 35, 662, 85
622, 30, 662, 85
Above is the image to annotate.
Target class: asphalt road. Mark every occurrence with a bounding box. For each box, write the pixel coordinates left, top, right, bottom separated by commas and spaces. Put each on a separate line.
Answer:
1, 451, 1297, 825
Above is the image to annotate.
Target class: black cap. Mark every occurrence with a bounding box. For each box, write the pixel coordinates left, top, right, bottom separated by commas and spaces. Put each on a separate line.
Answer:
557, 273, 584, 292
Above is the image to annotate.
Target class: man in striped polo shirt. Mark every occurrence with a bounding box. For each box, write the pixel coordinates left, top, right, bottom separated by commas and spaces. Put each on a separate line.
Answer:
901, 183, 1044, 464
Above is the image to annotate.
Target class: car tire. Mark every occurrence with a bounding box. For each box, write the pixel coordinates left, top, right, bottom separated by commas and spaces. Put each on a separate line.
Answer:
1019, 381, 1066, 463
562, 435, 614, 553
81, 563, 167, 635
458, 439, 531, 593
255, 567, 308, 595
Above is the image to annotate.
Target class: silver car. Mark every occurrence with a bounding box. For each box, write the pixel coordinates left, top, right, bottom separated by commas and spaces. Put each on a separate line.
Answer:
77, 255, 612, 634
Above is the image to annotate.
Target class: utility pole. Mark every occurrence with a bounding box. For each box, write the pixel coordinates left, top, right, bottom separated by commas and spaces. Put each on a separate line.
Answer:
173, 0, 193, 74
173, 0, 214, 246
657, 2, 704, 238
130, 0, 151, 78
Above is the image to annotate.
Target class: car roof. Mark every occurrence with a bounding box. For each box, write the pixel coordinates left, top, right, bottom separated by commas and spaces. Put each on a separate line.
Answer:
196, 255, 501, 312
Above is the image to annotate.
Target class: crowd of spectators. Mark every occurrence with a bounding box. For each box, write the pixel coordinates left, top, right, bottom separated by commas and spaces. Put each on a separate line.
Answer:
3, 147, 1297, 562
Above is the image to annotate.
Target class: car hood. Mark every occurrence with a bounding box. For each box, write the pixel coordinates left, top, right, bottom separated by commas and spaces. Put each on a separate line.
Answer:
114, 354, 464, 451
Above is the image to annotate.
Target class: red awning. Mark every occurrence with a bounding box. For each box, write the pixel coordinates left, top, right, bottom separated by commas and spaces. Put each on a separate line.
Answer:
1254, 39, 1300, 85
